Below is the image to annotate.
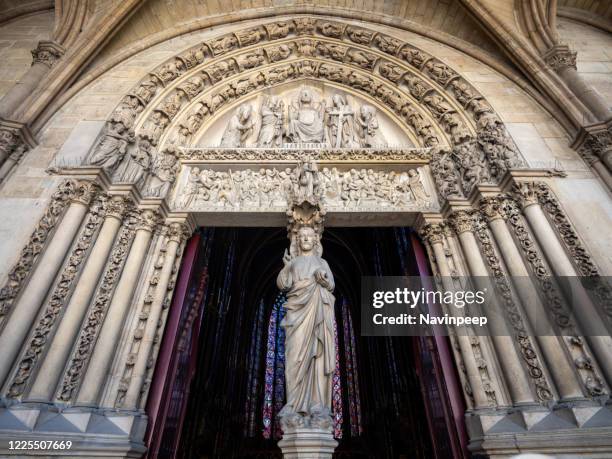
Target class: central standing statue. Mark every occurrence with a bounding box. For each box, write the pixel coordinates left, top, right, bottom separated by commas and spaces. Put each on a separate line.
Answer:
277, 159, 336, 431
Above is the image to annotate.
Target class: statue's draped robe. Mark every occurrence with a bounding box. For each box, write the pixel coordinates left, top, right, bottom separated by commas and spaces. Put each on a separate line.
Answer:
288, 107, 325, 143
277, 255, 335, 416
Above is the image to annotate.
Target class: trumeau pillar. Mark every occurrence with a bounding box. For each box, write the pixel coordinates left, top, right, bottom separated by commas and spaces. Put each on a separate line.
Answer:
513, 182, 612, 388
28, 195, 130, 401
448, 210, 534, 406
0, 179, 96, 387
479, 196, 585, 401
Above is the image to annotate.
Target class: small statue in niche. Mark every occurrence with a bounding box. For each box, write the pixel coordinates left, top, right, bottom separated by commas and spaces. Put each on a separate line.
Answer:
287, 88, 326, 144
219, 104, 254, 147
325, 94, 358, 148
144, 147, 179, 198
257, 96, 284, 147
88, 121, 135, 175
355, 104, 387, 148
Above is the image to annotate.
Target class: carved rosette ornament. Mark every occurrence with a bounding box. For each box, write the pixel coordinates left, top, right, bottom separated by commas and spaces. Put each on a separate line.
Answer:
544, 45, 578, 71
31, 40, 65, 68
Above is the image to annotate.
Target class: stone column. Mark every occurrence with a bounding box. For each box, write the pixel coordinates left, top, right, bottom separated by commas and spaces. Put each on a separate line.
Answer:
545, 45, 611, 123
0, 41, 65, 121
480, 197, 584, 400
28, 195, 129, 401
76, 210, 159, 405
514, 182, 612, 386
122, 222, 188, 409
421, 223, 490, 409
449, 210, 534, 406
580, 151, 612, 190
0, 180, 96, 386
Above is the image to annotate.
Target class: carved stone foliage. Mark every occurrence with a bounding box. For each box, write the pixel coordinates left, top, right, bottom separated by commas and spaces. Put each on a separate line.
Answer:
31, 40, 65, 68
499, 197, 606, 397
544, 45, 578, 71
0, 126, 29, 168
57, 219, 136, 402
0, 180, 96, 331
175, 164, 434, 211
180, 147, 430, 162
7, 197, 107, 397
472, 212, 554, 402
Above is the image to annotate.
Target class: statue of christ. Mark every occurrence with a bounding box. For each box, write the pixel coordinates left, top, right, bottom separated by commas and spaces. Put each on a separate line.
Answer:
277, 225, 336, 429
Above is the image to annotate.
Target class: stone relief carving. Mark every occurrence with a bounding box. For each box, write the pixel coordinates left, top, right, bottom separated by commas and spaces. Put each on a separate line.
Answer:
287, 88, 326, 144
355, 105, 387, 148
174, 164, 434, 211
31, 40, 65, 68
325, 94, 358, 148
87, 120, 136, 175
257, 96, 284, 147
143, 146, 180, 198
113, 135, 152, 186
220, 104, 255, 147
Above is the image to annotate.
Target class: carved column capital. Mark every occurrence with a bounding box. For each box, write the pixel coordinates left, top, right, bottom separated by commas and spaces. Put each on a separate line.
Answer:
166, 222, 191, 243
104, 195, 131, 220
135, 210, 161, 233
448, 210, 475, 234
31, 40, 65, 68
544, 45, 577, 71
512, 182, 541, 209
419, 223, 445, 245
0, 126, 29, 163
71, 180, 99, 206
479, 196, 504, 221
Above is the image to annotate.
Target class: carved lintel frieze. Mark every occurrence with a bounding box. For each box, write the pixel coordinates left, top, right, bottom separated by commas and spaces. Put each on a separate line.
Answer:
544, 45, 577, 71
31, 40, 65, 68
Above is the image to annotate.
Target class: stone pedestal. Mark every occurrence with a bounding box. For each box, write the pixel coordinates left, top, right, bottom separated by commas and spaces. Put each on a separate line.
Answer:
278, 427, 338, 459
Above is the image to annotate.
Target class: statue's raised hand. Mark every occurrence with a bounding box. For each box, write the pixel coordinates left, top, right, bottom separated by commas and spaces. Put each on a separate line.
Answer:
283, 249, 292, 266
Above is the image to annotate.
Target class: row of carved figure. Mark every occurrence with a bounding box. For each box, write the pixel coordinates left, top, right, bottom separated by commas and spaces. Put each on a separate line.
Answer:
86, 132, 179, 198
218, 89, 388, 148
176, 163, 431, 209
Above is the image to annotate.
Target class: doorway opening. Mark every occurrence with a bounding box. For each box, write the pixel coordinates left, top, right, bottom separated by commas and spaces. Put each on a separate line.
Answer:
147, 227, 463, 458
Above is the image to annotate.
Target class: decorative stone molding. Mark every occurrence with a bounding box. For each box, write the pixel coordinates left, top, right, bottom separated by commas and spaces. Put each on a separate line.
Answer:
500, 197, 606, 397
134, 210, 161, 233
472, 213, 554, 402
30, 40, 65, 68
179, 147, 432, 162
544, 45, 578, 71
479, 196, 504, 221
0, 126, 29, 167
0, 180, 89, 331
6, 198, 106, 397
57, 219, 136, 402
104, 195, 131, 220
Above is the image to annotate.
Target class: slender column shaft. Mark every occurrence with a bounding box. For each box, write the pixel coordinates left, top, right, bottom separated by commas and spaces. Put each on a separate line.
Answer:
0, 198, 89, 386
123, 224, 185, 408
521, 200, 612, 385
452, 213, 534, 405
76, 212, 157, 405
557, 67, 610, 122
428, 232, 489, 408
28, 197, 127, 400
487, 212, 583, 399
